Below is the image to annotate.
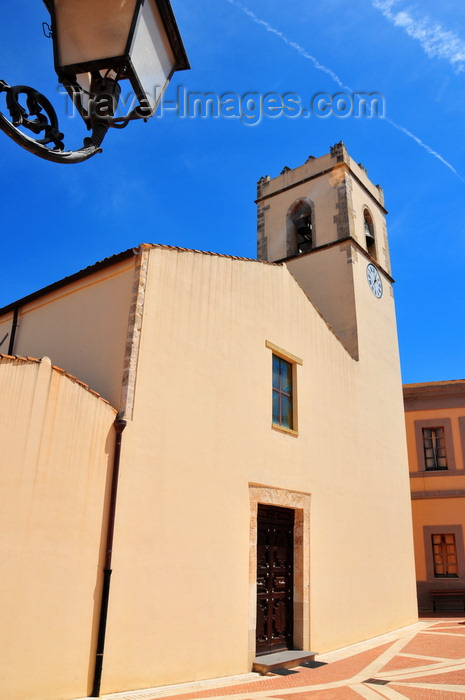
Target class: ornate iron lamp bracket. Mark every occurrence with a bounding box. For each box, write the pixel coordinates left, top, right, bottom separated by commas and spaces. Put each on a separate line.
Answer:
0, 80, 108, 164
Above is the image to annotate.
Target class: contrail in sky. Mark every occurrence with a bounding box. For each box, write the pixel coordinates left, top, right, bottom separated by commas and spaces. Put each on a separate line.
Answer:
373, 0, 465, 74
225, 0, 463, 182
225, 0, 351, 91
383, 117, 464, 182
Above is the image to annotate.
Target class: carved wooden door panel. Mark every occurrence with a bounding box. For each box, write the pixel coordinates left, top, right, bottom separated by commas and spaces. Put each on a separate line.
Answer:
256, 504, 294, 655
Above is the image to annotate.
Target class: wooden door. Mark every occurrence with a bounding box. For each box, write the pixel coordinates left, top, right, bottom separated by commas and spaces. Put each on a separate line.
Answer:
256, 504, 294, 655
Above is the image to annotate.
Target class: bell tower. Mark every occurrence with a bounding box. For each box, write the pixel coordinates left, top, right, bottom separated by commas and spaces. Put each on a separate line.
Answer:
257, 142, 392, 360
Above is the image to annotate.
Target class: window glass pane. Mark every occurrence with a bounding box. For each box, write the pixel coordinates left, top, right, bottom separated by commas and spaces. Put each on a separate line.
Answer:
281, 396, 293, 429
271, 354, 294, 430
272, 355, 280, 390
272, 392, 280, 424
280, 360, 292, 395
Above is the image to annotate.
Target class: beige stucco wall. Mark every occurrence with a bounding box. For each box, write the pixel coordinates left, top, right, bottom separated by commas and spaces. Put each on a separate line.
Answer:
100, 247, 417, 693
0, 257, 136, 408
0, 356, 116, 700
287, 244, 359, 358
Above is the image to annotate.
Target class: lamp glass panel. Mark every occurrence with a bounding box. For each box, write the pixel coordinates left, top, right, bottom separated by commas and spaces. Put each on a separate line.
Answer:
53, 0, 138, 67
128, 0, 175, 111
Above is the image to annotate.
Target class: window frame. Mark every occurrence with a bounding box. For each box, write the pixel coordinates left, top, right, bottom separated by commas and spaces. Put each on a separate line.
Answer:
422, 426, 448, 471
272, 355, 293, 429
424, 525, 465, 581
266, 341, 302, 437
413, 418, 455, 472
459, 417, 465, 465
431, 533, 459, 578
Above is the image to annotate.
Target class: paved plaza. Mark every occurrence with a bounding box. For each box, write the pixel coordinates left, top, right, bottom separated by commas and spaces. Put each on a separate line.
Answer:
100, 616, 465, 700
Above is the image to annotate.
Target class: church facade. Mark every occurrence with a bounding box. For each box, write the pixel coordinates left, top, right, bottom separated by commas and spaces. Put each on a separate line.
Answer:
0, 144, 417, 700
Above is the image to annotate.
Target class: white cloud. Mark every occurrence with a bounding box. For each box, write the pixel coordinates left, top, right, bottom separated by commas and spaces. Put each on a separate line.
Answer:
373, 0, 465, 73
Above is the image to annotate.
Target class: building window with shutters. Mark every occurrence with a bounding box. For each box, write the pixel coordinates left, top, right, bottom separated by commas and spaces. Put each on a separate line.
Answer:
424, 526, 465, 582
423, 427, 448, 470
432, 534, 458, 577
413, 419, 455, 472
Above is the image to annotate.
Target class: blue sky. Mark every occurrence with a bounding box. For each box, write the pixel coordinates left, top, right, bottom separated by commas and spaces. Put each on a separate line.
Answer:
0, 0, 464, 383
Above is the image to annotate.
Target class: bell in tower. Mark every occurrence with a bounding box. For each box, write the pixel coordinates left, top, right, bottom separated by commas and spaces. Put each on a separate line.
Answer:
295, 216, 312, 253
288, 199, 313, 256
294, 213, 313, 254
364, 210, 376, 258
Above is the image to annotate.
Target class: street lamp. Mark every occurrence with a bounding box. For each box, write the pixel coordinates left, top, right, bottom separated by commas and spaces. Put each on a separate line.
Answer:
0, 0, 189, 164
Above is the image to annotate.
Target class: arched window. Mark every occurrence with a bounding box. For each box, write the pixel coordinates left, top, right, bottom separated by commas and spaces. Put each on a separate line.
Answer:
364, 209, 376, 258
287, 199, 313, 257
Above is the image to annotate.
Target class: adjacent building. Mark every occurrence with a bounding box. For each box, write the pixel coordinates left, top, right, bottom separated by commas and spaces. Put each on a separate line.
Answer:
404, 380, 465, 611
0, 144, 418, 700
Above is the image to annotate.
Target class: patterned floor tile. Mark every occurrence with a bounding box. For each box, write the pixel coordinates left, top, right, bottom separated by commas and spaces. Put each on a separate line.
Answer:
391, 686, 465, 699
401, 633, 465, 660
270, 687, 365, 699
394, 669, 465, 686
423, 628, 465, 636
117, 618, 465, 700
378, 655, 440, 672
162, 644, 393, 699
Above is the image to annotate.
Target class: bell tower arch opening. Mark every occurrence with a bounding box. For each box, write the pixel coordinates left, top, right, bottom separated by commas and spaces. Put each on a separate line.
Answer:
286, 199, 314, 257
364, 208, 377, 260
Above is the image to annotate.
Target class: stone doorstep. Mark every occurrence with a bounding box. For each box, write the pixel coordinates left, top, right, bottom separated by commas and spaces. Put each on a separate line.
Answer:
252, 650, 317, 675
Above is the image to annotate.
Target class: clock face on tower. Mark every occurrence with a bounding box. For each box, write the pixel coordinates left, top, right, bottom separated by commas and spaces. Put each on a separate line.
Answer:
366, 263, 383, 298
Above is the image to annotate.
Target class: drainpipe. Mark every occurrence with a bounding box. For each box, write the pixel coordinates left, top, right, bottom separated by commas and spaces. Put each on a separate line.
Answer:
91, 412, 127, 697
7, 307, 19, 355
